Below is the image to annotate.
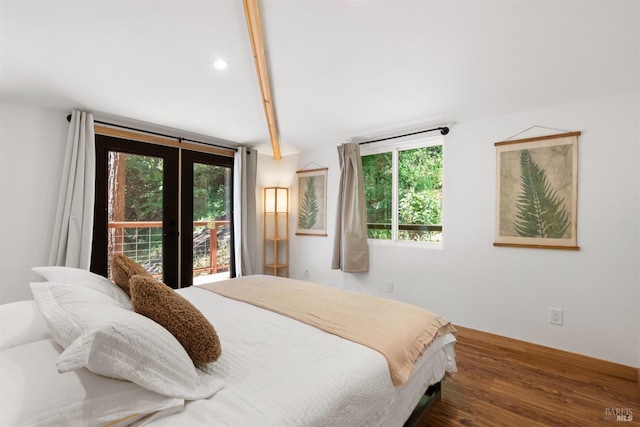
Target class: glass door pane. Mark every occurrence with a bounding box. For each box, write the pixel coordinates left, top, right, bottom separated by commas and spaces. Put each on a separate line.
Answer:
93, 134, 179, 287
191, 161, 232, 285
181, 149, 234, 287
107, 151, 165, 281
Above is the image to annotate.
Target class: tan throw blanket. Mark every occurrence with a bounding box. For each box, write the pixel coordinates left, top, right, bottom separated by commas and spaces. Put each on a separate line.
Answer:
200, 275, 456, 386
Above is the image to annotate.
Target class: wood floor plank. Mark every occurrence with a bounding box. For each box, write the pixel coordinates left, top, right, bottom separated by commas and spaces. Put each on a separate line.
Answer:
419, 329, 639, 426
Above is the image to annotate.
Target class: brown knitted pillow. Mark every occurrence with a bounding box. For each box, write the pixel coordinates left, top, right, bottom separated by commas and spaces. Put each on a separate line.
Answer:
110, 254, 153, 297
129, 274, 221, 366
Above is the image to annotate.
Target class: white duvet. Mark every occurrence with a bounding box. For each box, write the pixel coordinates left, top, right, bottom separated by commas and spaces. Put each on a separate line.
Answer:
149, 286, 457, 427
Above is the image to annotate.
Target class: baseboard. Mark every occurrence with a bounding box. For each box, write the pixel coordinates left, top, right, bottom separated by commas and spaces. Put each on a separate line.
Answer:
454, 325, 638, 384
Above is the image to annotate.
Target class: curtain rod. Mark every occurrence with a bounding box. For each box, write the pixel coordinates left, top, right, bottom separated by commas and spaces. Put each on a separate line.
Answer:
357, 126, 450, 145
66, 114, 238, 152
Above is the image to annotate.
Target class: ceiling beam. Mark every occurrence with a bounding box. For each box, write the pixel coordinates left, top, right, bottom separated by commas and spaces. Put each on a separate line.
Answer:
243, 0, 282, 160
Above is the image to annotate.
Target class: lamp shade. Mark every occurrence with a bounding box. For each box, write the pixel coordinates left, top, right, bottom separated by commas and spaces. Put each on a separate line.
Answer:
264, 187, 288, 213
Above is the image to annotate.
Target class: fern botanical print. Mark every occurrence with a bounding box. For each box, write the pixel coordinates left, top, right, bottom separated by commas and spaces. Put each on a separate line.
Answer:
494, 132, 579, 248
298, 176, 319, 229
514, 149, 569, 238
296, 167, 327, 235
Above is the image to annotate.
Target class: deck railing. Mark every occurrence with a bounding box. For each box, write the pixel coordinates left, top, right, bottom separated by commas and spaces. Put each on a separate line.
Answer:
108, 220, 230, 277
366, 223, 442, 232
366, 223, 443, 241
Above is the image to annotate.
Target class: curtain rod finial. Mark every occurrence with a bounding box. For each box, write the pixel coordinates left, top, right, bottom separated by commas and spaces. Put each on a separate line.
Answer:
66, 114, 72, 123
440, 127, 449, 135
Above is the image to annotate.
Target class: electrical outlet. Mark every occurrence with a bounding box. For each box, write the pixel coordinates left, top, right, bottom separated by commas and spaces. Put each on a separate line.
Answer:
303, 268, 310, 280
549, 308, 563, 326
385, 280, 393, 293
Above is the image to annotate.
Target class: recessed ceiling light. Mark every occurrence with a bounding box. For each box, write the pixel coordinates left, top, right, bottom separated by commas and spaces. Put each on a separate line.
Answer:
213, 59, 228, 70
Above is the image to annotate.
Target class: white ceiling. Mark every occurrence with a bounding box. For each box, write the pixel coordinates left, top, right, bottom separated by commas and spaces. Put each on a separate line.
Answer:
1, 0, 638, 156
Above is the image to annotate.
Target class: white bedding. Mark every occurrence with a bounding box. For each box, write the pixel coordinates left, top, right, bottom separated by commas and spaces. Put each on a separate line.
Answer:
0, 278, 456, 427
148, 286, 457, 427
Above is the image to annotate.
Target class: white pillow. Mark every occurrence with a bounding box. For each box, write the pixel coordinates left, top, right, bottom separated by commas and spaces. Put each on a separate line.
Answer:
32, 266, 132, 309
31, 281, 124, 349
30, 282, 224, 400
0, 300, 50, 350
0, 339, 184, 427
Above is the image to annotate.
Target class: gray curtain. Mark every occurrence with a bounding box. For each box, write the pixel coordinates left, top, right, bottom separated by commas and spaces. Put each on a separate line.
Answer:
49, 111, 96, 268
331, 143, 369, 272
233, 147, 258, 276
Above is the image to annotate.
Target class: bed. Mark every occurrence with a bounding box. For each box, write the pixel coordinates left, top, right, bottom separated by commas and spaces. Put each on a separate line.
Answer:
0, 268, 457, 427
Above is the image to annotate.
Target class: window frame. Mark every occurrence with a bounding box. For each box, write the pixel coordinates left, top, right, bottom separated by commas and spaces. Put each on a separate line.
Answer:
360, 134, 444, 248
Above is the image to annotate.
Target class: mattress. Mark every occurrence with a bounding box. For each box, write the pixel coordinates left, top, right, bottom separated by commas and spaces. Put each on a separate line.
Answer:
149, 285, 457, 427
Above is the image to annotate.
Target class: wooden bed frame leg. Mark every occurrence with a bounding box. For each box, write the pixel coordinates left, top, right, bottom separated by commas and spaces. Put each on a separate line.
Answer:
402, 382, 442, 427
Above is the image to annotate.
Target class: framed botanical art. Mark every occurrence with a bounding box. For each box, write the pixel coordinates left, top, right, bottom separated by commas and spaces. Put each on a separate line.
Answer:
494, 131, 580, 250
296, 167, 328, 236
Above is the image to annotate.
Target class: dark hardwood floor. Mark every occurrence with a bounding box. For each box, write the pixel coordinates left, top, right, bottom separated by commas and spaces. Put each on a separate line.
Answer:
420, 327, 639, 426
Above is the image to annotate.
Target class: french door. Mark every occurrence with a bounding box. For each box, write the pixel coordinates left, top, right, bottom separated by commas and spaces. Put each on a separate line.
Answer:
180, 149, 233, 287
91, 134, 234, 288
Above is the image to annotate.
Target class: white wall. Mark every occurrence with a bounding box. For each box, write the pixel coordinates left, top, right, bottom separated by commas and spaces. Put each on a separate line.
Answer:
0, 101, 68, 303
258, 92, 640, 368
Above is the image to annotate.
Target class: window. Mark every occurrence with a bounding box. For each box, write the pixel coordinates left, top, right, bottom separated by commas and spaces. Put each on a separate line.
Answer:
361, 136, 443, 244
